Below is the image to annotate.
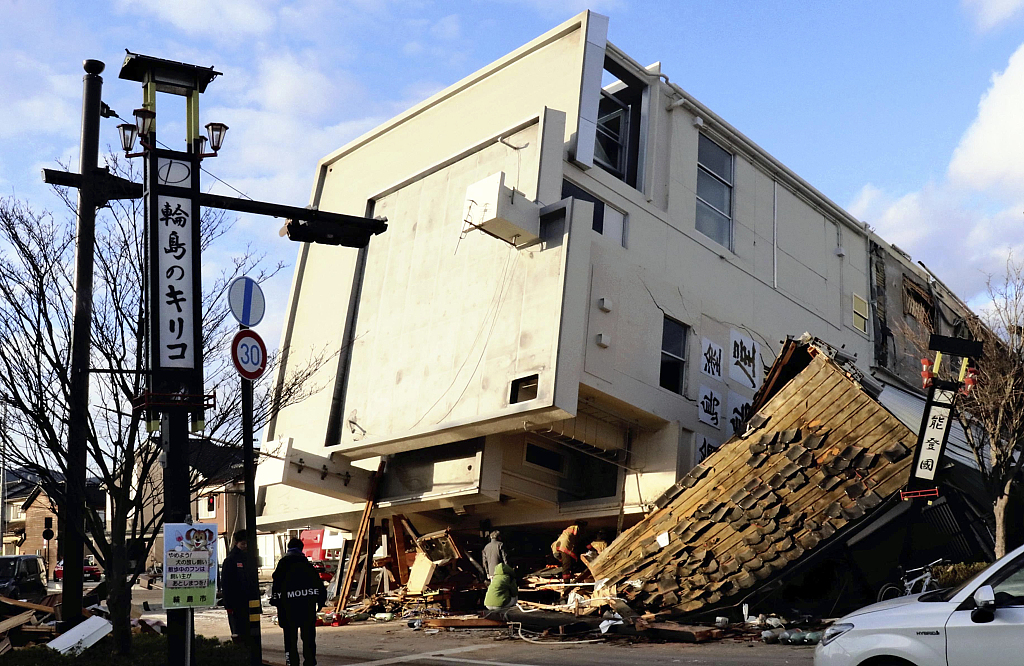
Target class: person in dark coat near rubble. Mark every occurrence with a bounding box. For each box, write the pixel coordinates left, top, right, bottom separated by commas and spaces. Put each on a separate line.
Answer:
481, 530, 510, 579
220, 529, 253, 644
271, 538, 327, 666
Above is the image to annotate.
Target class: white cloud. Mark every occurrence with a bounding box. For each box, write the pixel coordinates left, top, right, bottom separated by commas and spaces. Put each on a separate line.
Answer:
850, 41, 1024, 303
489, 0, 625, 20
430, 14, 461, 41
948, 43, 1024, 195
112, 0, 278, 37
962, 0, 1024, 30
0, 52, 80, 141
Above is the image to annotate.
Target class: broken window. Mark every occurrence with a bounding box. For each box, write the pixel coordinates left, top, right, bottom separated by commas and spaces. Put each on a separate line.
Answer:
595, 58, 647, 189
903, 277, 933, 329
660, 316, 688, 395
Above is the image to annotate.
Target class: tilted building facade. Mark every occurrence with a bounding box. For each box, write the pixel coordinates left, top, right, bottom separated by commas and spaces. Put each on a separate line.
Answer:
256, 12, 919, 538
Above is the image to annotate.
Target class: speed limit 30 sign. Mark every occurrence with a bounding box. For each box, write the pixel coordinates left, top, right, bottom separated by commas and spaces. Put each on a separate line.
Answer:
231, 329, 267, 381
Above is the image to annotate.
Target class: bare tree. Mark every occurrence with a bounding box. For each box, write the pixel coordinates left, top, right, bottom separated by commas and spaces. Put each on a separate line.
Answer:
951, 257, 1024, 559
0, 154, 331, 654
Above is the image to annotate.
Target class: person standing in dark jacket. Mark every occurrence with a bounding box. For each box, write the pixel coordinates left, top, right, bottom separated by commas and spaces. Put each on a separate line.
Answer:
271, 538, 326, 666
481, 531, 509, 579
221, 530, 252, 644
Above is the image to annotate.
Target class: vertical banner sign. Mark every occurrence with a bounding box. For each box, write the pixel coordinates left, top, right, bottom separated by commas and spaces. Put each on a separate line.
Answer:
910, 386, 957, 486
157, 194, 195, 367
146, 151, 204, 397
164, 523, 218, 609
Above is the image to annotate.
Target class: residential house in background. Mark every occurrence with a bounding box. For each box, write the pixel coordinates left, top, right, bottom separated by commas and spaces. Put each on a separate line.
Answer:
2, 469, 105, 579
254, 11, 973, 545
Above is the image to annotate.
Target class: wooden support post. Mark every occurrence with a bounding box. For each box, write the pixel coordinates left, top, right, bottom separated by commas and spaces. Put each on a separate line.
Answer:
335, 461, 385, 612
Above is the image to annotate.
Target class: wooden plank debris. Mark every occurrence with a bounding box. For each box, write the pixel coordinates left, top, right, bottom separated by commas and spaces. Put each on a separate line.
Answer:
0, 596, 54, 613
406, 553, 437, 594
422, 617, 506, 628
647, 623, 724, 642
0, 610, 36, 634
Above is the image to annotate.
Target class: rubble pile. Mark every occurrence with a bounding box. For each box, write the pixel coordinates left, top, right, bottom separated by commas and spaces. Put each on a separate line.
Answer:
0, 594, 62, 653
588, 344, 917, 619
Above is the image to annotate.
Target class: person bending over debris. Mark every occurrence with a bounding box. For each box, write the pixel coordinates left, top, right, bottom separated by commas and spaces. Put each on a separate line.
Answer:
481, 531, 509, 579
221, 529, 253, 644
551, 521, 585, 582
484, 563, 518, 610
271, 538, 327, 666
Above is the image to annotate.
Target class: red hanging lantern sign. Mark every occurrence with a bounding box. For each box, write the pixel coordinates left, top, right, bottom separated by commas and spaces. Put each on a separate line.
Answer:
921, 358, 934, 389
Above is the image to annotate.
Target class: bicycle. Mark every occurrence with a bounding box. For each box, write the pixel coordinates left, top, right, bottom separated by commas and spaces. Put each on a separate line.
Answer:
877, 558, 946, 602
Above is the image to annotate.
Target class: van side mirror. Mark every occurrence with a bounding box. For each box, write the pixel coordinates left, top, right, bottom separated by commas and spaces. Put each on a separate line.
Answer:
972, 585, 996, 623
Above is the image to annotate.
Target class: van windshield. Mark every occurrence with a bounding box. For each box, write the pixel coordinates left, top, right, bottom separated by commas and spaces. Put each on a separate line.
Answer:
0, 559, 18, 578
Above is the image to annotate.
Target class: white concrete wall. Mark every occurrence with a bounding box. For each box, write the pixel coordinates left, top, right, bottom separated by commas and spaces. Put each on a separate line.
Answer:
261, 13, 876, 529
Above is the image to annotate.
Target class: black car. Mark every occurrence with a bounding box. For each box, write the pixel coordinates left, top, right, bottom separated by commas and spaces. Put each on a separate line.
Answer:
0, 555, 48, 602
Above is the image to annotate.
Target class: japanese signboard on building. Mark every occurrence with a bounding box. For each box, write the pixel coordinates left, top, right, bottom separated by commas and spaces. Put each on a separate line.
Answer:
729, 329, 762, 391
700, 337, 723, 380
163, 523, 218, 609
697, 434, 720, 463
698, 385, 722, 429
728, 391, 754, 438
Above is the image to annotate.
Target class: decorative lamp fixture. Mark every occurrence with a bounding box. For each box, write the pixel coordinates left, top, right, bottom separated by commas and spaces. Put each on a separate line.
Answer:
205, 122, 228, 152
117, 123, 138, 153
133, 107, 156, 137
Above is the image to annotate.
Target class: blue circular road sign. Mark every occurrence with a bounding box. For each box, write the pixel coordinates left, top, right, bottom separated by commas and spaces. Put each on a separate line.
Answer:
227, 276, 266, 328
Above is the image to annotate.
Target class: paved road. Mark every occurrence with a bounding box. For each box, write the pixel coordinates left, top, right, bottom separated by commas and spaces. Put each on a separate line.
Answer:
111, 582, 815, 665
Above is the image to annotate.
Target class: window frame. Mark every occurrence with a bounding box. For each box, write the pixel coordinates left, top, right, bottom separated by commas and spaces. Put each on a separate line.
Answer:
695, 133, 735, 250
659, 316, 688, 395
853, 293, 870, 334
593, 56, 649, 190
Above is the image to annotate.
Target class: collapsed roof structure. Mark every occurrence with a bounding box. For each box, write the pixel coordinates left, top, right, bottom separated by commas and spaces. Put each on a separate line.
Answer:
588, 340, 920, 617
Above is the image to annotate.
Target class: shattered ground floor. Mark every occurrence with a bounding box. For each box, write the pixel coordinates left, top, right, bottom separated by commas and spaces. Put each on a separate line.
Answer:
299, 340, 992, 642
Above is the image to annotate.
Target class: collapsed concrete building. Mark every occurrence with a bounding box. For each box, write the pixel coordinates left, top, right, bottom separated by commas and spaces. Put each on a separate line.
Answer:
252, 11, 991, 598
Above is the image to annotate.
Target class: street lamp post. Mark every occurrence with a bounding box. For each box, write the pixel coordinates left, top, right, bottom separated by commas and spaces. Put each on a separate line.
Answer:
44, 51, 388, 665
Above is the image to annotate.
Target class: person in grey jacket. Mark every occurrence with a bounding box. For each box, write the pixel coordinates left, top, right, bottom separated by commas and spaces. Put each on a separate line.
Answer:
481, 531, 509, 579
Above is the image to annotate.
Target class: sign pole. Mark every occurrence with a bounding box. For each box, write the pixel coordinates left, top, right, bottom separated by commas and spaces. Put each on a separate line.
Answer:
241, 323, 263, 665
163, 412, 192, 665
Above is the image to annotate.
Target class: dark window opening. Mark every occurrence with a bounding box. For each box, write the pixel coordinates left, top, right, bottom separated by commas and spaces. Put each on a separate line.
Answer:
660, 316, 687, 394
561, 180, 626, 246
525, 442, 564, 473
596, 57, 646, 188
511, 374, 539, 404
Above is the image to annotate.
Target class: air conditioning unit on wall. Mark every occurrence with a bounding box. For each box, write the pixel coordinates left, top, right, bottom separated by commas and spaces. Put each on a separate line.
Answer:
462, 172, 541, 247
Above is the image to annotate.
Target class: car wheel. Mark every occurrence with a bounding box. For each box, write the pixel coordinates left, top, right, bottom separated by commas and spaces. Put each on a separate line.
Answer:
877, 584, 904, 603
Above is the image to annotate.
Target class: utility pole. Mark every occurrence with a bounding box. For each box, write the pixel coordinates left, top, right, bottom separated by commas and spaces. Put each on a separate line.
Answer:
63, 58, 105, 628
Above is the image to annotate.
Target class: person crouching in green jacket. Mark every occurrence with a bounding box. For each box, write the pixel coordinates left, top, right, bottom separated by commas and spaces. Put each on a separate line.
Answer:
484, 563, 518, 610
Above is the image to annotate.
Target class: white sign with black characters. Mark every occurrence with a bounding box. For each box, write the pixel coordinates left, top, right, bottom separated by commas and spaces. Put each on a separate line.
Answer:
914, 389, 957, 482
697, 434, 720, 463
698, 384, 723, 429
700, 337, 724, 380
157, 195, 195, 368
730, 329, 762, 391
728, 391, 754, 438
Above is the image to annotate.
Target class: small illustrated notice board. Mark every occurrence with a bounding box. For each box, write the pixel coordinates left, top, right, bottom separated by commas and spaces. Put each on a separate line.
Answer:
164, 523, 218, 609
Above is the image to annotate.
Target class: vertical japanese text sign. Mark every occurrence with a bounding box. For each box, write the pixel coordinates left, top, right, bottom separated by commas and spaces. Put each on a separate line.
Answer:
146, 145, 203, 399
909, 384, 957, 487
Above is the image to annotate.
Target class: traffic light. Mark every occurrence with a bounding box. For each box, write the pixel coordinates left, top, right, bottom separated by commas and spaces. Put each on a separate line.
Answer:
207, 495, 215, 512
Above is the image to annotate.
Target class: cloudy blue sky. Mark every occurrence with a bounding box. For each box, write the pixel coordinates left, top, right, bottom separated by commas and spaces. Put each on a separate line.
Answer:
3, 0, 1024, 347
